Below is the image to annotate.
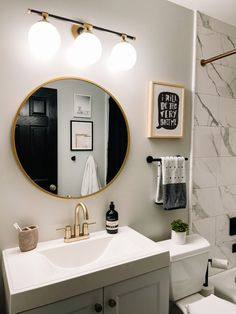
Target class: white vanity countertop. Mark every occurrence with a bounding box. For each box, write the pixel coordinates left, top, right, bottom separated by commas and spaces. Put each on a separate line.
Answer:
2, 226, 169, 313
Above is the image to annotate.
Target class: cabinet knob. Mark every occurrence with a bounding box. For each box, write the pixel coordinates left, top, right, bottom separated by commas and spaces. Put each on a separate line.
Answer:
108, 299, 117, 307
94, 303, 103, 312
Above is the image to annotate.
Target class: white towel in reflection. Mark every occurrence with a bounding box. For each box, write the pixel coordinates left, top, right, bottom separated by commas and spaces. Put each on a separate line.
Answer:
81, 155, 101, 196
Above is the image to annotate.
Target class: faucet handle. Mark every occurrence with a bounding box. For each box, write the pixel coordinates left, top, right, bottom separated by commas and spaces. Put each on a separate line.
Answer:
56, 225, 72, 240
82, 221, 96, 236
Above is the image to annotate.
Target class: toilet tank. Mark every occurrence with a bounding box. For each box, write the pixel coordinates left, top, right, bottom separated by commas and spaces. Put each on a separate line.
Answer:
156, 234, 210, 301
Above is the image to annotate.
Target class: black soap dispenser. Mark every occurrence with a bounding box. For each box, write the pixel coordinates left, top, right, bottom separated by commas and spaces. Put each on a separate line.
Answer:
106, 201, 119, 234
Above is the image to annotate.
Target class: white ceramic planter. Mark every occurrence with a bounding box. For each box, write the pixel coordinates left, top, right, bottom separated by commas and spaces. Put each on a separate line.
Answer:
171, 230, 186, 245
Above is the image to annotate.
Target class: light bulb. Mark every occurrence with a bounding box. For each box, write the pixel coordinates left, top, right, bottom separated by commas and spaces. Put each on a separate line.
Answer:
108, 39, 137, 72
28, 19, 61, 60
68, 30, 102, 68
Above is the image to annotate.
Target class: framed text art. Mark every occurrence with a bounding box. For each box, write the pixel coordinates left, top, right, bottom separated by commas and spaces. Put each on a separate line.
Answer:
70, 120, 93, 151
148, 81, 185, 138
74, 94, 92, 118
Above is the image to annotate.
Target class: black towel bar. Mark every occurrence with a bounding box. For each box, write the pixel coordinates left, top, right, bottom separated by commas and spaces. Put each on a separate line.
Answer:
146, 155, 188, 163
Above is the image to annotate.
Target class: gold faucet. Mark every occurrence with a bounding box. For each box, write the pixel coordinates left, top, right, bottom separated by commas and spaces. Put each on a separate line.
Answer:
57, 202, 95, 243
74, 202, 89, 237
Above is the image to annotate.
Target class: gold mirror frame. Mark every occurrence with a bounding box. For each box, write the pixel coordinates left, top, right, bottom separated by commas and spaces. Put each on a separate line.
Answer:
11, 76, 130, 199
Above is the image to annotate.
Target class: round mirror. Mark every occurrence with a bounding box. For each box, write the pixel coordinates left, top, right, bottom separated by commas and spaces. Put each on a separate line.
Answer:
12, 77, 129, 198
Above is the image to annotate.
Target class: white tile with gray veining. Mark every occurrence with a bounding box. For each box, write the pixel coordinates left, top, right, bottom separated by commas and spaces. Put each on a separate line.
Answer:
212, 64, 236, 98
193, 187, 227, 217
218, 157, 236, 185
194, 93, 219, 127
194, 12, 236, 269
192, 217, 216, 245
197, 12, 236, 41
197, 12, 211, 29
195, 62, 220, 96
219, 186, 236, 212
219, 97, 236, 127
197, 27, 223, 64
196, 62, 236, 98
193, 158, 219, 189
192, 190, 209, 221
220, 35, 236, 68
197, 26, 236, 68
220, 128, 236, 157
192, 205, 208, 222
193, 126, 220, 157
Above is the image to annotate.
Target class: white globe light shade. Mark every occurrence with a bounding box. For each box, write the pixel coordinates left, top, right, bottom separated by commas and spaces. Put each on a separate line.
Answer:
68, 31, 102, 68
108, 41, 137, 72
28, 20, 61, 60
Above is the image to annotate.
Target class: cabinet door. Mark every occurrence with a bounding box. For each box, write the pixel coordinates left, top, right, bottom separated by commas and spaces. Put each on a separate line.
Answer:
19, 289, 103, 314
104, 268, 169, 314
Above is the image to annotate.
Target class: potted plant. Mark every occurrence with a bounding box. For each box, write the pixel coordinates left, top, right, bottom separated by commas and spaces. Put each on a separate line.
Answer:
171, 219, 189, 245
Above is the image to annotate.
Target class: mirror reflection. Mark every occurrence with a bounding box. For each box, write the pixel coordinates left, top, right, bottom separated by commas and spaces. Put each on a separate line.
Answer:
13, 78, 129, 198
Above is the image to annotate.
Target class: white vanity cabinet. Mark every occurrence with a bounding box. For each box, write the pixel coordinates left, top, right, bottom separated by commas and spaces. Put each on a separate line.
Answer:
3, 227, 170, 314
18, 268, 169, 314
103, 268, 168, 314
19, 288, 103, 314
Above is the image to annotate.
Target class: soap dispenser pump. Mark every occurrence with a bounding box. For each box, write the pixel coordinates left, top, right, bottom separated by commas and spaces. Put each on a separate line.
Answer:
106, 201, 118, 234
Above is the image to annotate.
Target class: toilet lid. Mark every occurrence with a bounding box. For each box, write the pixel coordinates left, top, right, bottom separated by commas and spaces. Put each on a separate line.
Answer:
186, 294, 236, 314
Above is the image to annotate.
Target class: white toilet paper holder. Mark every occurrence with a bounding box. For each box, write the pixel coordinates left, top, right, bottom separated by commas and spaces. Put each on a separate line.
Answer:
204, 258, 229, 287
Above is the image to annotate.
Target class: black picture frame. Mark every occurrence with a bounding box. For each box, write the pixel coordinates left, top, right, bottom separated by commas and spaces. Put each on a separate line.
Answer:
70, 120, 93, 151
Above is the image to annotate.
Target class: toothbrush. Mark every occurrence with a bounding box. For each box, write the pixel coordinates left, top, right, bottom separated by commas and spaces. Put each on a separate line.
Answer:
13, 222, 22, 232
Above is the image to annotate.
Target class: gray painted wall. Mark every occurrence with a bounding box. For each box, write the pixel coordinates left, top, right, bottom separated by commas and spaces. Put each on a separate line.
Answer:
0, 0, 194, 311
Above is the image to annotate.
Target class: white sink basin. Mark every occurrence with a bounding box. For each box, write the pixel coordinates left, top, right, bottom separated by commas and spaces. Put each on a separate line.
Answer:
39, 236, 113, 268
38, 231, 144, 268
2, 226, 168, 295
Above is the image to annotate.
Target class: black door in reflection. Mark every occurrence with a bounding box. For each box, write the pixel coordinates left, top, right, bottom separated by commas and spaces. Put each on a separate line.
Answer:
15, 87, 58, 194
106, 97, 128, 184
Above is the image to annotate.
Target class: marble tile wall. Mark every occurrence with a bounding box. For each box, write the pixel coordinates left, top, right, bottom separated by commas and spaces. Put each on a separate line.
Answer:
193, 12, 236, 271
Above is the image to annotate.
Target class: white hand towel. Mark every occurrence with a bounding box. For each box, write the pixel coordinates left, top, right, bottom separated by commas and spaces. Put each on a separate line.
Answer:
81, 155, 101, 196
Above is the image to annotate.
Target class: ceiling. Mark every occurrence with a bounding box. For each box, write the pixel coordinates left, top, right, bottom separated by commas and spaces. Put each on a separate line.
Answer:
168, 0, 236, 27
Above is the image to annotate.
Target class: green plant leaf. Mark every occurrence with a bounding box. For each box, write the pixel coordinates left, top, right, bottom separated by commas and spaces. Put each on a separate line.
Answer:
171, 219, 188, 232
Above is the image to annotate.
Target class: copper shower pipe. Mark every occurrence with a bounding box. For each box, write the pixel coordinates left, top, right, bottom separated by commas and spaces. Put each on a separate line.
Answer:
200, 48, 236, 66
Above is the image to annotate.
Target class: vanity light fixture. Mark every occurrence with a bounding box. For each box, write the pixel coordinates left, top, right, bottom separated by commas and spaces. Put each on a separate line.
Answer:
68, 23, 102, 68
28, 9, 137, 70
108, 34, 137, 72
28, 11, 61, 60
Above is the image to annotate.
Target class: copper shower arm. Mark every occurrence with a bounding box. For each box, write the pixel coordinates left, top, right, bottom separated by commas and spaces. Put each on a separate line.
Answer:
200, 48, 236, 66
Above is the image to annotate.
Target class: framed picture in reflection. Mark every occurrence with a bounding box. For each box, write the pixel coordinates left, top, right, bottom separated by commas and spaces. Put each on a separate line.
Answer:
70, 120, 93, 151
74, 94, 92, 118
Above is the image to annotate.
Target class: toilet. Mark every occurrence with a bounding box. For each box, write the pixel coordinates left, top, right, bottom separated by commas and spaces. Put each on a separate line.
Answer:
156, 233, 236, 314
